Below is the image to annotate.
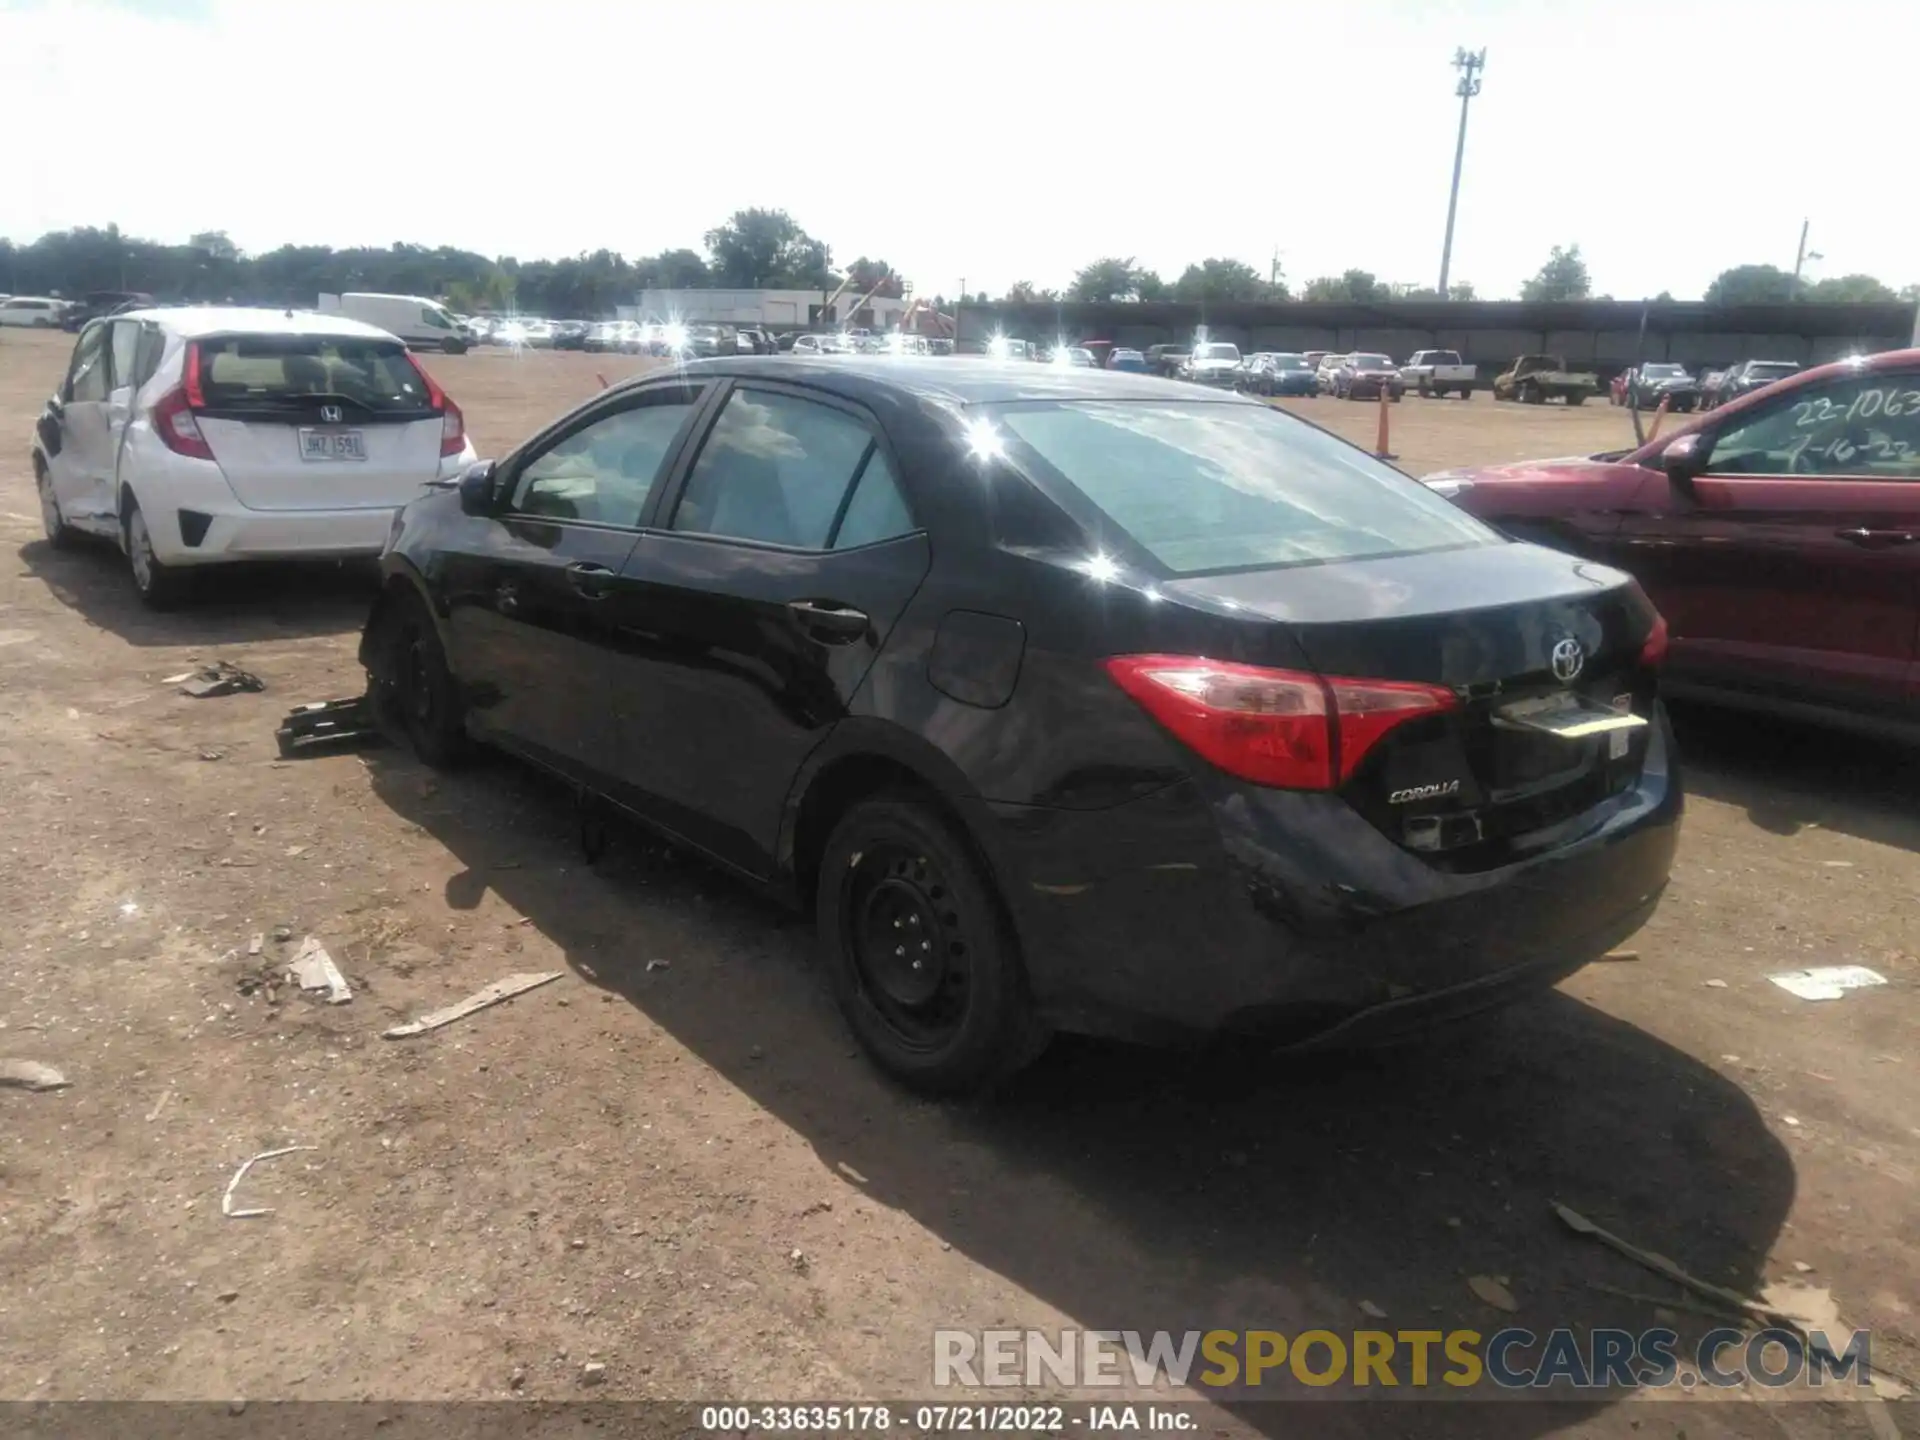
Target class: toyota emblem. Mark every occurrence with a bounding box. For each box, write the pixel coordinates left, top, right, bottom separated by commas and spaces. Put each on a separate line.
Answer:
1551, 637, 1585, 683
320, 404, 343, 424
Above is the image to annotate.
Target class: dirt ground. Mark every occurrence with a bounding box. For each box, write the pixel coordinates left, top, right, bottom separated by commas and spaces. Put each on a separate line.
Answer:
1, 328, 1916, 1437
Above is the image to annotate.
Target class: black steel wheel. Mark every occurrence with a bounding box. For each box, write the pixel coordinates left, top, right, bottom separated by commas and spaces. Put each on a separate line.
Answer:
816, 795, 1047, 1095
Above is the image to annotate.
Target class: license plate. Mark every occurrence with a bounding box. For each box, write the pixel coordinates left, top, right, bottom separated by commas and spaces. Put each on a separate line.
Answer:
299, 428, 367, 462
1493, 691, 1649, 740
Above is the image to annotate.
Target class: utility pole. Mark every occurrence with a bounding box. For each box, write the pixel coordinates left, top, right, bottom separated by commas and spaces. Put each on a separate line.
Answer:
1781, 221, 1812, 303
1436, 47, 1485, 299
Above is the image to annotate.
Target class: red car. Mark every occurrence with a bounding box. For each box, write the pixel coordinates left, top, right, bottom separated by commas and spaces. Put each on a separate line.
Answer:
1424, 349, 1920, 736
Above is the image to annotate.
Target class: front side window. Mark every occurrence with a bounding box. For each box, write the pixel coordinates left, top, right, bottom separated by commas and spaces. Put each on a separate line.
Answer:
108, 320, 141, 392
989, 400, 1497, 574
1703, 372, 1920, 479
421, 307, 453, 329
512, 388, 702, 527
66, 324, 110, 402
672, 389, 891, 549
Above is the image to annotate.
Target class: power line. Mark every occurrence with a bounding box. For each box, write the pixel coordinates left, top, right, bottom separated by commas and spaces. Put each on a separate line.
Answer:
1436, 47, 1485, 299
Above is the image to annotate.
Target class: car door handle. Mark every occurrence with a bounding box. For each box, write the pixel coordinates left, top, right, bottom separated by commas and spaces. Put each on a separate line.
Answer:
787, 599, 869, 643
566, 561, 615, 598
1836, 527, 1919, 548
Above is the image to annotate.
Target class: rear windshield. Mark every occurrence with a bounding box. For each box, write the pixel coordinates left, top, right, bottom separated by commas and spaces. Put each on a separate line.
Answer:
1748, 362, 1798, 379
195, 335, 434, 413
1353, 354, 1393, 368
1195, 344, 1240, 361
1642, 363, 1687, 378
989, 401, 1497, 574
1272, 353, 1308, 368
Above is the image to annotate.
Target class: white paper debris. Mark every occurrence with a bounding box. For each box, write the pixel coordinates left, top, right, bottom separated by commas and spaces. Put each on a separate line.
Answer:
287, 936, 352, 1005
1769, 966, 1887, 1002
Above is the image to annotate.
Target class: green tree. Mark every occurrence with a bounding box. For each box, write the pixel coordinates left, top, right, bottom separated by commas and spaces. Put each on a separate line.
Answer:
1901, 284, 1920, 304
843, 256, 904, 299
1171, 257, 1281, 302
1703, 263, 1794, 305
1301, 269, 1386, 302
702, 208, 833, 289
1807, 273, 1897, 303
1004, 280, 1043, 303
1448, 281, 1476, 301
1068, 257, 1150, 303
1519, 244, 1591, 303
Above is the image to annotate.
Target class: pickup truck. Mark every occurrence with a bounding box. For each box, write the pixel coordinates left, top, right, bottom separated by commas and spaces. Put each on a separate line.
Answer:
1493, 354, 1598, 406
1400, 348, 1476, 399
1145, 343, 1190, 377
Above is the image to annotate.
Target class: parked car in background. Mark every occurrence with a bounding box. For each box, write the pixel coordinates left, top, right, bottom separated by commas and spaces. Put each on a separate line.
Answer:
1302, 350, 1329, 373
1401, 349, 1476, 399
1180, 342, 1244, 387
1314, 354, 1349, 393
791, 333, 852, 356
551, 321, 591, 351
361, 355, 1678, 1095
1493, 355, 1597, 406
686, 324, 733, 357
1241, 352, 1318, 397
1145, 343, 1190, 377
1425, 347, 1920, 740
0, 296, 70, 328
1709, 359, 1801, 409
1332, 353, 1405, 401
927, 337, 955, 356
1107, 347, 1148, 373
1056, 346, 1098, 368
30, 306, 474, 608
61, 291, 155, 332
584, 322, 621, 353
735, 328, 775, 356
317, 293, 471, 353
1617, 362, 1700, 412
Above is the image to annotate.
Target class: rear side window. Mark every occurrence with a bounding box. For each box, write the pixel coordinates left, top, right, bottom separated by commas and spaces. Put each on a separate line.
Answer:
672, 389, 903, 549
990, 401, 1496, 574
195, 335, 433, 413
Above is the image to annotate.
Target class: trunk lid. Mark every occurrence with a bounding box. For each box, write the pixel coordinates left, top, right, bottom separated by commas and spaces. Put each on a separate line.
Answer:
188, 333, 448, 511
1164, 543, 1659, 869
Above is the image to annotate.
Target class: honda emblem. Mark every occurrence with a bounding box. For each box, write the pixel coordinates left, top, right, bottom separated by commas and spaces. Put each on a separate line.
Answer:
320, 404, 343, 424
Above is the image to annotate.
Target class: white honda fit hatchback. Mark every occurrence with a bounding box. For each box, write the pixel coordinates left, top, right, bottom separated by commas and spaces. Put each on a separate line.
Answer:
31, 306, 477, 607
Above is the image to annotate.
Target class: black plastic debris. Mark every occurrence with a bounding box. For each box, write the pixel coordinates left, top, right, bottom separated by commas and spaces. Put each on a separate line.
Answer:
275, 696, 381, 758
180, 662, 265, 699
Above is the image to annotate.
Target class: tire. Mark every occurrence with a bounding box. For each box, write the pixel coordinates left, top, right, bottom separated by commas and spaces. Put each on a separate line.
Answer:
1457, 387, 1472, 400
372, 588, 469, 769
441, 337, 465, 355
1522, 382, 1544, 405
1417, 379, 1431, 397
123, 497, 189, 609
815, 794, 1048, 1096
1566, 392, 1586, 407
36, 464, 75, 549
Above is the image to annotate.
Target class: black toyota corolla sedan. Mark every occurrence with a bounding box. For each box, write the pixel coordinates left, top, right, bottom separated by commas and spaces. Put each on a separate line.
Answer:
360, 356, 1681, 1094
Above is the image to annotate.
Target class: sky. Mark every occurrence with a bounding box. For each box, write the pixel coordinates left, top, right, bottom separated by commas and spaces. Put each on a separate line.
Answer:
3, 0, 1917, 302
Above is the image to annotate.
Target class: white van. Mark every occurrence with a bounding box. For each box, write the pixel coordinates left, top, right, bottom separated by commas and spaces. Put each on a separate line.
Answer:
315, 293, 469, 353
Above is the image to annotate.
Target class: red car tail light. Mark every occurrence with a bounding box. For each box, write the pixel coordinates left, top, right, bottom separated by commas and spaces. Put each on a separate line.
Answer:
1103, 655, 1457, 790
151, 384, 214, 461
1639, 614, 1669, 670
406, 354, 467, 457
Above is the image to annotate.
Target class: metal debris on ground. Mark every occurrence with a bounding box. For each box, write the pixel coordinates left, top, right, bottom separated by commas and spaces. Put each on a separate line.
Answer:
1552, 1201, 1801, 1328
179, 662, 265, 699
1768, 965, 1888, 1002
645, 959, 670, 972
1598, 949, 1640, 962
146, 1088, 173, 1122
161, 671, 196, 685
1467, 1276, 1518, 1312
0, 1060, 71, 1092
287, 937, 352, 1005
221, 1144, 317, 1219
382, 971, 563, 1040
275, 695, 381, 758
247, 934, 264, 957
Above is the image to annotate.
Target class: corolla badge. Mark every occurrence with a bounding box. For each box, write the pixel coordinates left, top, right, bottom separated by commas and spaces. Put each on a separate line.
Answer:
1551, 637, 1586, 682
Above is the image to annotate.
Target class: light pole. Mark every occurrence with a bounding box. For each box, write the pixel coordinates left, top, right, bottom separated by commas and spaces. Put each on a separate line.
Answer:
1436, 47, 1485, 299
1788, 220, 1823, 301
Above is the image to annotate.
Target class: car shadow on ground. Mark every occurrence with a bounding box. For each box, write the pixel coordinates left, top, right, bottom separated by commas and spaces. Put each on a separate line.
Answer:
1670, 700, 1920, 856
16, 536, 376, 647
365, 750, 1796, 1439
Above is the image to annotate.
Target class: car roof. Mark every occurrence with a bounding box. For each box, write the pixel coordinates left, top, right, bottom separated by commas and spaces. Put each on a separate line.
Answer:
632, 355, 1263, 407
117, 305, 399, 342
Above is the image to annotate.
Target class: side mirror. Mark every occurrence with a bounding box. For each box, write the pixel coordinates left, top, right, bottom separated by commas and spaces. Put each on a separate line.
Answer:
1660, 433, 1706, 492
458, 459, 501, 516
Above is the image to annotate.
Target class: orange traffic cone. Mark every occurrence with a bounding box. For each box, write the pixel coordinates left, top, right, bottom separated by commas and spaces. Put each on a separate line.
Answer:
1375, 380, 1397, 461
1646, 394, 1670, 442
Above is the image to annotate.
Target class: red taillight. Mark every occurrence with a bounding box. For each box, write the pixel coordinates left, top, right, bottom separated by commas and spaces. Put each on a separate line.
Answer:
1639, 614, 1669, 670
183, 341, 206, 407
151, 384, 214, 460
1103, 655, 1456, 790
406, 353, 466, 457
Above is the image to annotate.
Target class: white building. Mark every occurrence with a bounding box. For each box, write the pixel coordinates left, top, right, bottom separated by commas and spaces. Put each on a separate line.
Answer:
622, 288, 911, 332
